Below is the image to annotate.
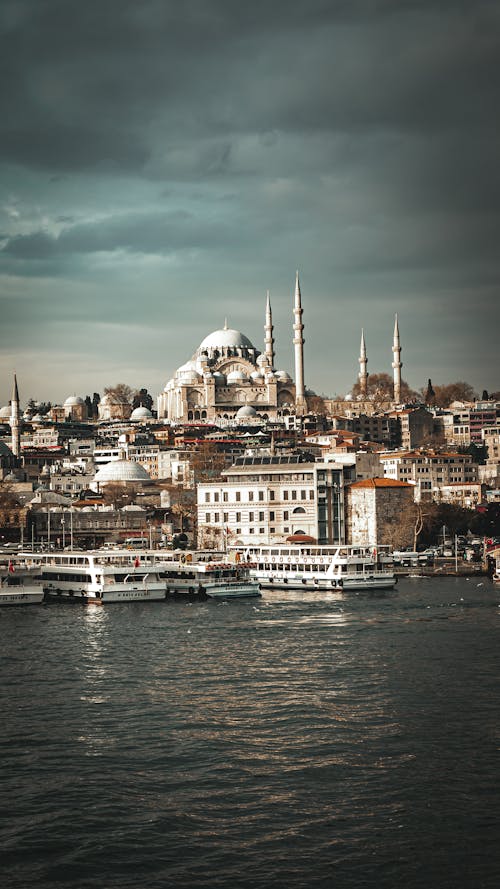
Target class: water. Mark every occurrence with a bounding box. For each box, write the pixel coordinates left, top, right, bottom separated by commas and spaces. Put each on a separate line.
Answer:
1, 577, 499, 889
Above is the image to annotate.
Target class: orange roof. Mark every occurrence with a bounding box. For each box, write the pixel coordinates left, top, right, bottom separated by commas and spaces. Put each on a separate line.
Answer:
349, 478, 414, 488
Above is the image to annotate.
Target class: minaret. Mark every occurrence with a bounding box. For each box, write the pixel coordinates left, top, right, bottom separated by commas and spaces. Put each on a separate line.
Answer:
264, 290, 275, 368
358, 329, 368, 397
293, 271, 307, 414
392, 314, 402, 404
10, 373, 20, 458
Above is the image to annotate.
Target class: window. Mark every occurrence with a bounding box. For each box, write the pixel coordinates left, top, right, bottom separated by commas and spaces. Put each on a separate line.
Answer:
236, 512, 241, 522
204, 492, 210, 503
284, 511, 289, 520
214, 492, 219, 503
309, 491, 315, 500
249, 512, 254, 522
284, 491, 289, 500
248, 491, 254, 502
270, 511, 275, 521
270, 491, 275, 501
223, 513, 228, 523
223, 492, 228, 502
258, 491, 264, 501
214, 513, 219, 523
235, 491, 241, 502
259, 528, 264, 534
259, 512, 264, 521
205, 513, 210, 523
301, 490, 306, 500
292, 490, 297, 500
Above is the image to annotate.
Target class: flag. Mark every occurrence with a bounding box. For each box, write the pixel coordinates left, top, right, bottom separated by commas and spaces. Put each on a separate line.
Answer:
8, 560, 14, 573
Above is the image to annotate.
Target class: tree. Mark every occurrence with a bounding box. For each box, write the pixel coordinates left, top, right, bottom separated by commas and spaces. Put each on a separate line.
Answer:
307, 395, 327, 414
0, 482, 20, 509
170, 487, 197, 536
386, 501, 437, 551
101, 483, 139, 509
424, 381, 478, 408
104, 383, 133, 404
132, 388, 154, 411
350, 372, 419, 404
189, 442, 226, 482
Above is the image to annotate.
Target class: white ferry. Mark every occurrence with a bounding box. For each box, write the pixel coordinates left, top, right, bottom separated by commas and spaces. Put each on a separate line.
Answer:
230, 544, 397, 592
22, 550, 167, 604
0, 557, 45, 606
158, 552, 261, 600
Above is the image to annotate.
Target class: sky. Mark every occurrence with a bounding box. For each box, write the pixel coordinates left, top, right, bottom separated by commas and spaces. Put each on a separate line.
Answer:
1, 0, 499, 409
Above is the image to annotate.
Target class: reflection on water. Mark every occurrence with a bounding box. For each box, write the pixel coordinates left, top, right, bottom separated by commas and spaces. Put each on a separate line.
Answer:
0, 578, 499, 889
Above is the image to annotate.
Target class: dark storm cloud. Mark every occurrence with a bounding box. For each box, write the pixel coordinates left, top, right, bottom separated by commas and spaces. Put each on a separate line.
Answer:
1, 0, 499, 402
2, 0, 499, 181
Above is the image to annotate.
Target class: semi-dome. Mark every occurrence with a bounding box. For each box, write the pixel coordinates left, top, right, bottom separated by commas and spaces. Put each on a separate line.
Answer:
236, 405, 257, 418
227, 369, 248, 384
212, 371, 226, 385
198, 327, 254, 351
94, 459, 151, 484
130, 406, 153, 420
250, 370, 264, 382
275, 370, 292, 382
176, 360, 202, 384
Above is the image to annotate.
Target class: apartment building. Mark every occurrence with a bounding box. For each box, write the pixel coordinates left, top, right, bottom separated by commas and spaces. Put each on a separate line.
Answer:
197, 453, 349, 548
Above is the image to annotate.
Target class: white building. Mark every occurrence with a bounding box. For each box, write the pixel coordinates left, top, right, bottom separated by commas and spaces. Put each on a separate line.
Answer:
197, 453, 348, 548
158, 276, 309, 423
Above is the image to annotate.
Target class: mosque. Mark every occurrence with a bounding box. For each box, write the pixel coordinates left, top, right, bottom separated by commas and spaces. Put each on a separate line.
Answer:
157, 272, 309, 423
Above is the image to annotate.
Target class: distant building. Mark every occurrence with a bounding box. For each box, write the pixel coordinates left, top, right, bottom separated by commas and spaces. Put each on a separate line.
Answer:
158, 276, 311, 424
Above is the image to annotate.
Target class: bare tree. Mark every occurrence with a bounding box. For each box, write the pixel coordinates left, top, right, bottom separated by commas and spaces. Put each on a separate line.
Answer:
104, 383, 133, 404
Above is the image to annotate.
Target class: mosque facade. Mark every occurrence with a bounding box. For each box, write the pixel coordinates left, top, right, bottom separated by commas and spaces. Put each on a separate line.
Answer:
157, 274, 308, 423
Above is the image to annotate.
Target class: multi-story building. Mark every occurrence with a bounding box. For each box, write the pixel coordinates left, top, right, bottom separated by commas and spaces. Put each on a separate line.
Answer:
379, 450, 478, 501
197, 453, 350, 548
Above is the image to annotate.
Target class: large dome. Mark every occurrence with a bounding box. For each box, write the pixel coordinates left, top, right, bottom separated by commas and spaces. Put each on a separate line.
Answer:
198, 327, 254, 351
94, 459, 151, 484
64, 395, 85, 406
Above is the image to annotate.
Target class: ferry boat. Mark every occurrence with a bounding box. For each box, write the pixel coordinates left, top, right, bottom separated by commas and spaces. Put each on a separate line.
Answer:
22, 549, 167, 604
230, 544, 397, 592
158, 552, 261, 600
0, 557, 45, 606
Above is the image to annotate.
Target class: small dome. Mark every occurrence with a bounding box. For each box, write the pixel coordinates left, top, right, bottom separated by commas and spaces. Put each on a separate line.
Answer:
31, 413, 44, 422
198, 328, 254, 351
64, 395, 85, 406
130, 406, 153, 420
236, 405, 257, 418
227, 369, 248, 384
256, 354, 269, 368
250, 370, 264, 382
275, 370, 292, 383
94, 459, 151, 484
0, 405, 11, 418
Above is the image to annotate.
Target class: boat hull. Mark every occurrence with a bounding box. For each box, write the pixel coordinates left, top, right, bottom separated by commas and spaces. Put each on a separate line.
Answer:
44, 584, 166, 604
254, 573, 396, 592
0, 588, 45, 605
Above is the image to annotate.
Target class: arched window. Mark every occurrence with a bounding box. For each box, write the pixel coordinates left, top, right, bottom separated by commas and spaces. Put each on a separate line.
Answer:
292, 506, 306, 514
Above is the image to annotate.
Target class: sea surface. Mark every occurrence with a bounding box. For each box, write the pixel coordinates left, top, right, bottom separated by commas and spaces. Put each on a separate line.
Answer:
1, 576, 499, 889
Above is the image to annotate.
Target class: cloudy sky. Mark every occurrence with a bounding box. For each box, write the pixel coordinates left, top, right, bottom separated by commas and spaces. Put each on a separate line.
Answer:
1, 0, 499, 408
